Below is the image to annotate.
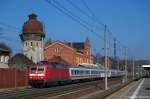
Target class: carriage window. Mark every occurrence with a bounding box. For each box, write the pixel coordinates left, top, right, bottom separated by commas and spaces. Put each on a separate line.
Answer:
76, 70, 79, 75
78, 70, 80, 74
74, 70, 77, 75
91, 71, 97, 74
91, 71, 94, 74
86, 71, 90, 74
71, 70, 75, 75
80, 70, 83, 74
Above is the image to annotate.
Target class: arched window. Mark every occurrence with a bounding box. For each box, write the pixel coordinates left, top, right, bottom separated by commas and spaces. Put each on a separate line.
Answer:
31, 56, 32, 61
36, 42, 39, 47
55, 48, 61, 56
1, 56, 4, 63
87, 51, 89, 55
5, 56, 9, 63
31, 42, 33, 47
25, 42, 28, 46
0, 56, 3, 62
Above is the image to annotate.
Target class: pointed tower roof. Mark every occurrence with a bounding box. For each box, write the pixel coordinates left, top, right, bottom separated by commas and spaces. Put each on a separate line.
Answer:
45, 38, 52, 47
85, 37, 90, 49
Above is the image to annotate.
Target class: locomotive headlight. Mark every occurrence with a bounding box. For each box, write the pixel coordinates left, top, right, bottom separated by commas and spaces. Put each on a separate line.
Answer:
29, 74, 36, 76
37, 73, 45, 76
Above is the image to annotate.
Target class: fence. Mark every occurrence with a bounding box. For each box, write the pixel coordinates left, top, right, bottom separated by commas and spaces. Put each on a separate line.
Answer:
0, 68, 28, 88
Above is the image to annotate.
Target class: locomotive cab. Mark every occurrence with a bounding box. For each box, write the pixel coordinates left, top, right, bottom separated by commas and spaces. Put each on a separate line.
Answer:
28, 65, 47, 86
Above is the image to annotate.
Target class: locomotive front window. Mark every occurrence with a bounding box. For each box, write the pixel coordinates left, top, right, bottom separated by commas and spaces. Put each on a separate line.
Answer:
38, 67, 44, 72
30, 67, 44, 72
31, 68, 36, 72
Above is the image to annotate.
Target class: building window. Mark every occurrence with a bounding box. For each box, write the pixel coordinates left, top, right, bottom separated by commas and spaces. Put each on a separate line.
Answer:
36, 42, 39, 47
76, 57, 79, 64
55, 48, 61, 56
25, 42, 28, 46
79, 57, 83, 63
1, 56, 4, 63
31, 56, 32, 61
31, 42, 33, 47
79, 58, 83, 63
0, 56, 2, 62
5, 56, 9, 63
24, 42, 28, 48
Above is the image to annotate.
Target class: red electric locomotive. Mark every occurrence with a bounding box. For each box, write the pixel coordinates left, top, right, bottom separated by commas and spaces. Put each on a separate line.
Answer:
28, 62, 70, 87
28, 61, 125, 87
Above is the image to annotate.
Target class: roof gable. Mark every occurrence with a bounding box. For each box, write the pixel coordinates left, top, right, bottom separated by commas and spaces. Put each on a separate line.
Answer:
44, 40, 75, 51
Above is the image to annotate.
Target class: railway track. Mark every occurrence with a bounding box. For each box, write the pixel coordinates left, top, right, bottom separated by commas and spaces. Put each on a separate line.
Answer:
0, 78, 122, 99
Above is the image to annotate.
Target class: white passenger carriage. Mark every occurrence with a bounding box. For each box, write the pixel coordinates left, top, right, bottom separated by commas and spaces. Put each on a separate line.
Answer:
68, 64, 125, 80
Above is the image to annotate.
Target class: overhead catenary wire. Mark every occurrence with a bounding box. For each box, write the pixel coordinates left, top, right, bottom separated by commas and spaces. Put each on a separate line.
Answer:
46, 0, 120, 47
80, 1, 133, 58
64, 0, 126, 59
0, 22, 20, 31
0, 21, 20, 43
66, 0, 93, 20
0, 22, 20, 34
0, 26, 19, 33
68, 0, 130, 55
107, 28, 135, 59
45, 0, 104, 40
81, 0, 104, 26
65, 0, 102, 29
46, 0, 91, 31
53, 0, 95, 29
45, 0, 134, 60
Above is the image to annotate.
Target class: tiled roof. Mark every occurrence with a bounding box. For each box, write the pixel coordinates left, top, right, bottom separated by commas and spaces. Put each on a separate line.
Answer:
8, 53, 34, 67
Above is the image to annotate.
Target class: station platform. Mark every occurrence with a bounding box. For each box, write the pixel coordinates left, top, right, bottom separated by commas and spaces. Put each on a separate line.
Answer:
106, 78, 150, 99
130, 78, 150, 99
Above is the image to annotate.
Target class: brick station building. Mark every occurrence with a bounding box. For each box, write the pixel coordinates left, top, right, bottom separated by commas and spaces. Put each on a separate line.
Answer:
44, 38, 93, 65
